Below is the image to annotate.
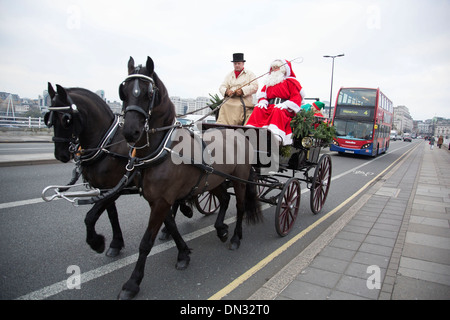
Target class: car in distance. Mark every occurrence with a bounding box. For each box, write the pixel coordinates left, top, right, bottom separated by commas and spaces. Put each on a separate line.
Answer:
403, 133, 412, 142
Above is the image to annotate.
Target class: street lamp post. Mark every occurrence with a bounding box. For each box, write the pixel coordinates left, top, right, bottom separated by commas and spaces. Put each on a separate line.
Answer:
323, 54, 344, 119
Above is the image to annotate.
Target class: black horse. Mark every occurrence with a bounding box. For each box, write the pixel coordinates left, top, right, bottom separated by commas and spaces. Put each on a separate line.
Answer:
117, 56, 262, 299
45, 83, 190, 259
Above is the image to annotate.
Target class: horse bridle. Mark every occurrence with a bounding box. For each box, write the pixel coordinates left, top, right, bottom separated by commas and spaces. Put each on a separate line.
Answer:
44, 94, 80, 145
119, 73, 158, 121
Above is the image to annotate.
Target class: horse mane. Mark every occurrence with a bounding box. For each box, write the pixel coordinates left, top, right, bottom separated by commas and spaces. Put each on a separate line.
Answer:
66, 87, 114, 119
152, 72, 176, 123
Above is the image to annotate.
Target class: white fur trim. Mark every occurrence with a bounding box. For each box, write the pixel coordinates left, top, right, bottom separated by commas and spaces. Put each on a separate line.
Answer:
284, 60, 291, 77
256, 91, 267, 100
300, 88, 306, 106
267, 124, 293, 145
284, 100, 301, 113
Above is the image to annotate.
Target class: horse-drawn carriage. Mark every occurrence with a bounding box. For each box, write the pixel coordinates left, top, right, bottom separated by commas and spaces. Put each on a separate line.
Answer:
41, 56, 333, 299
43, 115, 332, 238
193, 119, 332, 237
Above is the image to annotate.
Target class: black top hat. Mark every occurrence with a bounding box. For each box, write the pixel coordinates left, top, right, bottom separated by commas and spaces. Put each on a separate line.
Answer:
231, 53, 246, 62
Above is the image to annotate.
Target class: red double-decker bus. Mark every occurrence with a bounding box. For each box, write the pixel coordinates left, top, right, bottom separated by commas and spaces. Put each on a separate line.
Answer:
330, 87, 393, 157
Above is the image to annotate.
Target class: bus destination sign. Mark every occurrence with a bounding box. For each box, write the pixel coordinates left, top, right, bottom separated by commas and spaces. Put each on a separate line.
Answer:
337, 107, 374, 118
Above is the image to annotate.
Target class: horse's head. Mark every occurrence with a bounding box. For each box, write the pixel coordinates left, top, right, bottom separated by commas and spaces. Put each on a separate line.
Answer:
120, 56, 172, 144
45, 83, 84, 162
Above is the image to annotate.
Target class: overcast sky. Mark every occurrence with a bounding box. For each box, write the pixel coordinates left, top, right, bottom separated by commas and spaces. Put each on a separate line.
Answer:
1, 0, 449, 120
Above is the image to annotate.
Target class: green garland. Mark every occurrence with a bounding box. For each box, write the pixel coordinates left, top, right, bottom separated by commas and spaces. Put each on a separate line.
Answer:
291, 109, 316, 139
290, 109, 336, 145
313, 121, 337, 144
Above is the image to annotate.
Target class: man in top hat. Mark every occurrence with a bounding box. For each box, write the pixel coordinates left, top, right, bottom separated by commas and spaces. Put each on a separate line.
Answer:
217, 53, 258, 125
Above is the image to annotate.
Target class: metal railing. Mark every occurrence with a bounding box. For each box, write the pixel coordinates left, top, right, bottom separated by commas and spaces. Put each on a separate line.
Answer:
0, 116, 46, 129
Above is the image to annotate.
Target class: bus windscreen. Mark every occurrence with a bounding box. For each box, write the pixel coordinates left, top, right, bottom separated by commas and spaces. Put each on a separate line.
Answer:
337, 88, 377, 107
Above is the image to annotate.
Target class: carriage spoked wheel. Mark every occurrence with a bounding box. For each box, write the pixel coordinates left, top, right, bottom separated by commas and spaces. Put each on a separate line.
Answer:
310, 154, 332, 215
194, 192, 220, 216
275, 177, 301, 237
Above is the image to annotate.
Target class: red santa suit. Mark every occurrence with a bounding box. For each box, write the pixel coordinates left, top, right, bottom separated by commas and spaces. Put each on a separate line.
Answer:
246, 60, 304, 145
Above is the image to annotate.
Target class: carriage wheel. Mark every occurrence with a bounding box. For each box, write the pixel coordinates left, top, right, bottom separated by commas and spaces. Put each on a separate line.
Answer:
310, 154, 332, 214
275, 178, 301, 237
194, 192, 219, 216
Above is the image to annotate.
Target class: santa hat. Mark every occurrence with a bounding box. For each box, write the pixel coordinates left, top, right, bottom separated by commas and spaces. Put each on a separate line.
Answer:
270, 59, 296, 78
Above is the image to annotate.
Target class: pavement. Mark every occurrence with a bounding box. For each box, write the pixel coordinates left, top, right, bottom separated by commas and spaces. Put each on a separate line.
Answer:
1, 133, 449, 300
250, 140, 450, 300
0, 133, 57, 167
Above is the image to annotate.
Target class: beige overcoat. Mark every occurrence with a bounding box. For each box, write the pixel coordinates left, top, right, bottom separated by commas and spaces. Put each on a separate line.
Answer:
217, 69, 258, 125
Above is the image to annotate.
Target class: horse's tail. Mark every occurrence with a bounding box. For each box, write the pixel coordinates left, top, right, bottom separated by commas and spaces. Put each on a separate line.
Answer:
245, 167, 262, 224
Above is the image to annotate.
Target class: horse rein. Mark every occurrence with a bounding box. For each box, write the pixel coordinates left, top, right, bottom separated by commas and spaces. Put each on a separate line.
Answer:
46, 93, 126, 164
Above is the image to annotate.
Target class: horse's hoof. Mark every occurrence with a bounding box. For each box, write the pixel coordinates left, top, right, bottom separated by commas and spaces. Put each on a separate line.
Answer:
228, 241, 240, 251
218, 231, 228, 243
95, 244, 105, 254
180, 204, 193, 218
88, 235, 105, 254
117, 289, 139, 300
175, 259, 190, 270
106, 247, 121, 257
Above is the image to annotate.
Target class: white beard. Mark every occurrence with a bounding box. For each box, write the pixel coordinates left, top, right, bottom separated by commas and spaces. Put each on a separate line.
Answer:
265, 69, 285, 87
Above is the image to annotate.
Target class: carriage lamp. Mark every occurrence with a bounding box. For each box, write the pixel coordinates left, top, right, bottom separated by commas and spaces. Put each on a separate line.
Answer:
302, 137, 313, 148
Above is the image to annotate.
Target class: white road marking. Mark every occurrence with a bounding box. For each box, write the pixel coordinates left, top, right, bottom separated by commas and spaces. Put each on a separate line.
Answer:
7, 143, 415, 299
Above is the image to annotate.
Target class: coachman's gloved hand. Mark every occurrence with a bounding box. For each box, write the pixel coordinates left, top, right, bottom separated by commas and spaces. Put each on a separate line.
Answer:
225, 89, 234, 97
235, 88, 243, 96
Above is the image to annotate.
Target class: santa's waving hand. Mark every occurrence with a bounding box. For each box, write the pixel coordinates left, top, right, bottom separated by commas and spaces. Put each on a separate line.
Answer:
247, 59, 305, 146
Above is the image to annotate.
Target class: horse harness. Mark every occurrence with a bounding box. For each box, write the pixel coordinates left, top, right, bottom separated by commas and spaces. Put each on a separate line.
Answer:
111, 72, 267, 203
45, 88, 127, 163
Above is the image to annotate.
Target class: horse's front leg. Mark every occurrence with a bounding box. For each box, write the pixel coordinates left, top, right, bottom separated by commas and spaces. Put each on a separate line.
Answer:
84, 200, 109, 254
105, 201, 125, 257
163, 212, 191, 270
118, 200, 170, 300
229, 182, 246, 250
158, 202, 179, 241
159, 200, 193, 241
213, 184, 231, 242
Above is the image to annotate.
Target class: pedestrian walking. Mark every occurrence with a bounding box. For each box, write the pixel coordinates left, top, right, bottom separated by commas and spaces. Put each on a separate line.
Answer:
437, 135, 443, 148
429, 136, 435, 150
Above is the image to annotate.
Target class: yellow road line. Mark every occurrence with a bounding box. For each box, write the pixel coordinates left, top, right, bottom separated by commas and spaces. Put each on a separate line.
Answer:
208, 144, 419, 300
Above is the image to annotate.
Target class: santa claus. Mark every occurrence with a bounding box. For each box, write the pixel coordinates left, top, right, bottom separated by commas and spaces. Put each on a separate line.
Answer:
246, 59, 305, 145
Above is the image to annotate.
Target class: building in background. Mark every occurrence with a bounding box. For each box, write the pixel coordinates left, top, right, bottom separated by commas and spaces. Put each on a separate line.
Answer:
393, 105, 413, 134
170, 96, 210, 116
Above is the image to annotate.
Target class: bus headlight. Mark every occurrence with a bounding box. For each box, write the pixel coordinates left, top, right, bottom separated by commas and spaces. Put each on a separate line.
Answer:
332, 139, 339, 146
302, 137, 313, 148
361, 143, 372, 149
